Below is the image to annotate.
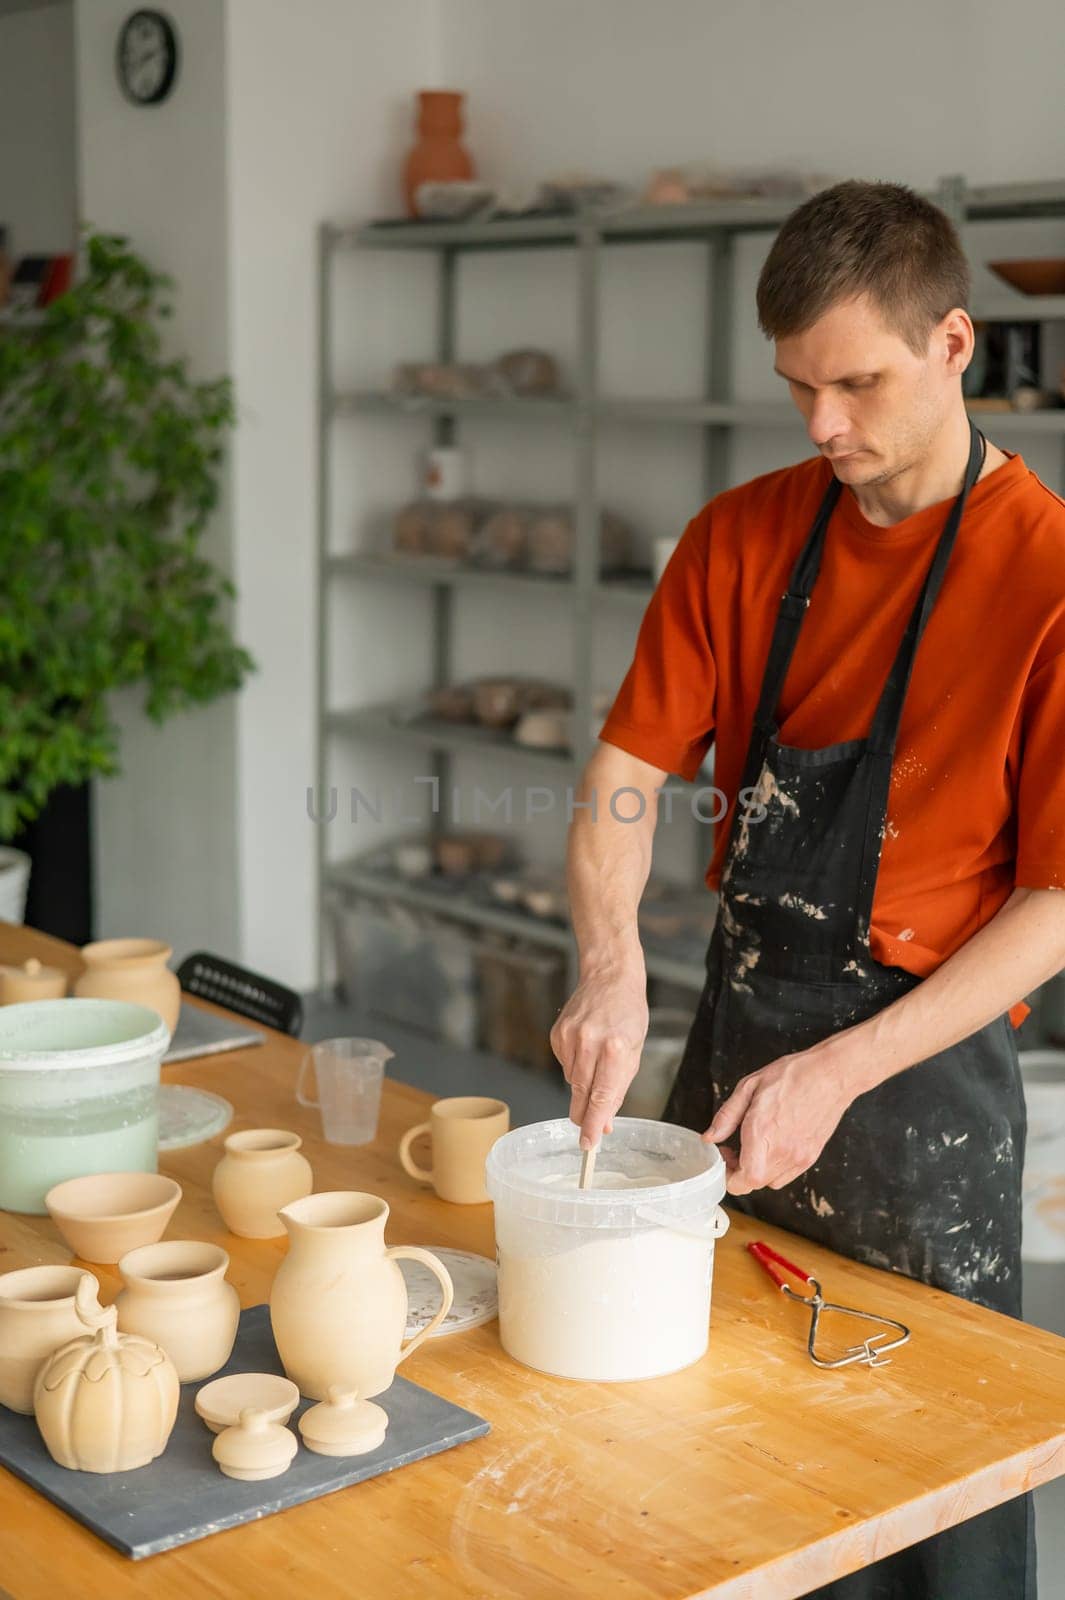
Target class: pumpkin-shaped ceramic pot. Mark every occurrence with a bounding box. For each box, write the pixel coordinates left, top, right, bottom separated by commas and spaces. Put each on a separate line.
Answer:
33, 1278, 179, 1473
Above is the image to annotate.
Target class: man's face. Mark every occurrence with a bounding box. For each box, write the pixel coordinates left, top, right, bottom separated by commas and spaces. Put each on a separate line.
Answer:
774, 293, 960, 488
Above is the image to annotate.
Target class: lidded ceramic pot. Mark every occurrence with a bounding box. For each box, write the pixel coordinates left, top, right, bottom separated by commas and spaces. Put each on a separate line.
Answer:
73, 939, 181, 1033
270, 1191, 454, 1400
212, 1128, 313, 1239
0, 1264, 98, 1414
115, 1240, 240, 1382
33, 1277, 179, 1473
212, 1407, 298, 1481
0, 958, 68, 1005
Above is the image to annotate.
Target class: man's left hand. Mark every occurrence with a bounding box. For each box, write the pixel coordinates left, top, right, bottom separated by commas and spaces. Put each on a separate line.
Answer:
703, 1049, 853, 1194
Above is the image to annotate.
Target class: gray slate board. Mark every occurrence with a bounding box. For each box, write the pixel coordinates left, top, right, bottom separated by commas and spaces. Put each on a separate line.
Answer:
0, 1303, 490, 1560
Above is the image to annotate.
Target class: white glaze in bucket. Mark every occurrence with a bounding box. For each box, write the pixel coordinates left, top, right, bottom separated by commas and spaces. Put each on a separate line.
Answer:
487, 1118, 728, 1381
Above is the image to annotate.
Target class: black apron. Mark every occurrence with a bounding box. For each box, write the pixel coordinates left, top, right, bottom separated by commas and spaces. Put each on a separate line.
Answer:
664, 422, 1036, 1600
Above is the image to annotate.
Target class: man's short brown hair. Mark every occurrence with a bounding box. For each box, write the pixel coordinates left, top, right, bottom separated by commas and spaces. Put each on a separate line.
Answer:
756, 180, 971, 357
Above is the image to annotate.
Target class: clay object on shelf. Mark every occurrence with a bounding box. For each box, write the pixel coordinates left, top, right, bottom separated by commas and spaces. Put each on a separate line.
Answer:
471, 677, 526, 728
114, 1240, 240, 1383
73, 938, 181, 1033
426, 682, 476, 722
212, 1406, 298, 1481
524, 506, 634, 575
298, 1385, 389, 1457
414, 180, 494, 221
512, 707, 569, 750
0, 1264, 98, 1414
392, 361, 489, 399
211, 1127, 313, 1239
432, 830, 507, 877
492, 348, 562, 395
426, 502, 475, 559
195, 1371, 300, 1435
33, 1277, 179, 1473
393, 501, 432, 553
270, 1190, 454, 1400
44, 1171, 182, 1264
988, 258, 1065, 296
0, 956, 68, 1004
469, 505, 528, 568
402, 90, 475, 219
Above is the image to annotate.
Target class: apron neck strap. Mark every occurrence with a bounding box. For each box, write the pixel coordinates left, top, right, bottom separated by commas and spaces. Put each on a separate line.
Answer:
866, 418, 985, 754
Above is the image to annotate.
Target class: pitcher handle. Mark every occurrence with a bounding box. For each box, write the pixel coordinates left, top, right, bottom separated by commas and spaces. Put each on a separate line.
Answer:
386, 1245, 454, 1363
635, 1203, 731, 1243
296, 1051, 319, 1109
398, 1122, 433, 1184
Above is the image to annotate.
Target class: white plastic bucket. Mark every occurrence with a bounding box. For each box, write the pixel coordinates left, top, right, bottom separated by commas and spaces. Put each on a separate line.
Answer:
1020, 1050, 1065, 1263
486, 1117, 728, 1381
0, 999, 170, 1214
0, 848, 31, 924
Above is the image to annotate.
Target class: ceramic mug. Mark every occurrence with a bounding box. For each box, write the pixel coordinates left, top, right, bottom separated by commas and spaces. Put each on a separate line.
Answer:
115, 1240, 240, 1382
398, 1096, 509, 1204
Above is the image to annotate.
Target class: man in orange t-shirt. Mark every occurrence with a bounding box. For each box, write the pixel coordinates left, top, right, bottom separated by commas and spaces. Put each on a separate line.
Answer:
550, 181, 1062, 1600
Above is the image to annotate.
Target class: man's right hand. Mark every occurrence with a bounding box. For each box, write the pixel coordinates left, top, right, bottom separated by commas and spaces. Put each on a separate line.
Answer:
549, 963, 649, 1151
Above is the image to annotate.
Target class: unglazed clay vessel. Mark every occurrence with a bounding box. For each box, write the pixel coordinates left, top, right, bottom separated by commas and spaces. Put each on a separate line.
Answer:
213, 1407, 298, 1481
115, 1240, 239, 1382
298, 1385, 389, 1457
195, 1372, 300, 1435
0, 1264, 98, 1414
73, 938, 181, 1033
0, 957, 68, 1004
399, 1096, 509, 1204
33, 1278, 179, 1473
211, 1128, 313, 1239
44, 1172, 182, 1264
270, 1191, 454, 1400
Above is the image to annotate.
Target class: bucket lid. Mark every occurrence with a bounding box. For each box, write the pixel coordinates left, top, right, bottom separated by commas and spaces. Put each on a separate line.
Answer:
0, 998, 170, 1070
485, 1116, 726, 1230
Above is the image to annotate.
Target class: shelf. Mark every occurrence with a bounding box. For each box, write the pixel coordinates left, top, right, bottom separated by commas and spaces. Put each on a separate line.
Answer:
327, 551, 654, 606
326, 699, 577, 769
331, 389, 576, 422
963, 180, 1065, 221
324, 857, 711, 989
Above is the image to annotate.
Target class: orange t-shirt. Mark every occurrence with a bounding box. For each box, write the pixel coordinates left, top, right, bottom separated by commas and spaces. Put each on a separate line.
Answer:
599, 450, 1065, 1026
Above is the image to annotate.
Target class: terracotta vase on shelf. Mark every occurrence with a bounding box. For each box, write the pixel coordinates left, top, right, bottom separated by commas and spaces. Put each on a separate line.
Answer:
402, 90, 475, 217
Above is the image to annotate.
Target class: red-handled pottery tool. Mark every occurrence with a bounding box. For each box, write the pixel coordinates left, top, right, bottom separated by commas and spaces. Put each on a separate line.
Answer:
748, 1239, 911, 1370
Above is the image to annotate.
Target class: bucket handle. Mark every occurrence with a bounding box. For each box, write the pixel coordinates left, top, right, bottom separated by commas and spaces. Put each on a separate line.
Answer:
635, 1203, 730, 1243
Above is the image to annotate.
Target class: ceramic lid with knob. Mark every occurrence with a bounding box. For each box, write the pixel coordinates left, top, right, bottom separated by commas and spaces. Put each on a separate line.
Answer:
0, 958, 69, 1003
212, 1406, 298, 1480
297, 1385, 389, 1457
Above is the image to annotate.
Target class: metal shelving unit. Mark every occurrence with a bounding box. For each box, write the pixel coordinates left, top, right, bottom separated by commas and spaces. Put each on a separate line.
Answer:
315, 172, 1065, 992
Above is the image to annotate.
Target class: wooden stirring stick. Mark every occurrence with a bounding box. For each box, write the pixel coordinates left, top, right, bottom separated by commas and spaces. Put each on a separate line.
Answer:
579, 1143, 598, 1190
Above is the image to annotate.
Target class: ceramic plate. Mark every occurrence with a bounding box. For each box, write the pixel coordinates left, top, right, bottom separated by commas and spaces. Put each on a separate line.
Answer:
400, 1248, 498, 1339
157, 1085, 234, 1151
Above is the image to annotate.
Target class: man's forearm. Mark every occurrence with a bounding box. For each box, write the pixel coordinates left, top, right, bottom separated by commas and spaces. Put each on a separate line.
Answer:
823, 887, 1065, 1098
567, 755, 657, 978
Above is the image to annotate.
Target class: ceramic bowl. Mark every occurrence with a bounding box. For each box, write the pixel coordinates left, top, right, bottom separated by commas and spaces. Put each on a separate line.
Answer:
195, 1372, 301, 1435
45, 1172, 182, 1263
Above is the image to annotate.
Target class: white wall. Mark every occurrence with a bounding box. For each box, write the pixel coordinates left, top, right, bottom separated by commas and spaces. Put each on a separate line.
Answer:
73, 0, 240, 961
224, 0, 439, 989
0, 0, 77, 257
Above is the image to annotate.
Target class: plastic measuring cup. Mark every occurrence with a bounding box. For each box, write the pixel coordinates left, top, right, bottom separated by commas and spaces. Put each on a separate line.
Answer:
297, 1038, 394, 1145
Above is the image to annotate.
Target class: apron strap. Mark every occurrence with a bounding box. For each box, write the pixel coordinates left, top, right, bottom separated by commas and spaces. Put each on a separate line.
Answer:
866, 419, 985, 755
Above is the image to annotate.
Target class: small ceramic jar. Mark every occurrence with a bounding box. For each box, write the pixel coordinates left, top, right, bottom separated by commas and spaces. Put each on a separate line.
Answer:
0, 1265, 97, 1413
114, 1240, 239, 1383
212, 1129, 313, 1239
73, 938, 181, 1033
0, 958, 69, 1005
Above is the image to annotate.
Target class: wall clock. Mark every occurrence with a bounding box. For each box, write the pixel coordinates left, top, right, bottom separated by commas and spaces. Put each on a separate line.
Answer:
116, 9, 179, 106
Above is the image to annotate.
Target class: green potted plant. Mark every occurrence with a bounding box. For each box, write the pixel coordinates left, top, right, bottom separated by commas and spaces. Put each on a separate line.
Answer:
0, 229, 253, 935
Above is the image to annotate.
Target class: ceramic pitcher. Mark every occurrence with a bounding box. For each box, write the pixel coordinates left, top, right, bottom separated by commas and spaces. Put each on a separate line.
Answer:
270, 1191, 454, 1400
0, 1265, 97, 1413
73, 938, 181, 1033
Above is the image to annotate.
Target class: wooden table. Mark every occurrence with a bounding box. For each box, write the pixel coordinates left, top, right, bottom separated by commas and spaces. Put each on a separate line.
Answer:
2, 923, 1065, 1599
